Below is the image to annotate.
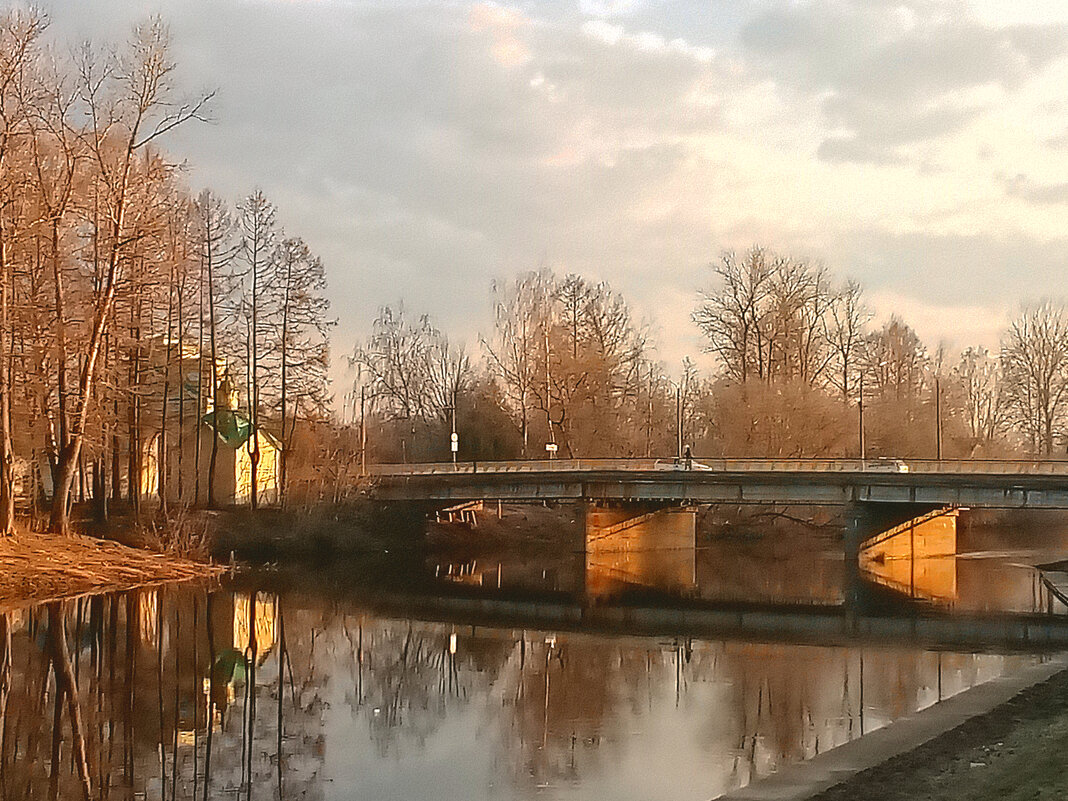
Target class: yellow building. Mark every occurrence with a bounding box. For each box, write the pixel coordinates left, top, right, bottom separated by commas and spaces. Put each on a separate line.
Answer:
142, 368, 281, 507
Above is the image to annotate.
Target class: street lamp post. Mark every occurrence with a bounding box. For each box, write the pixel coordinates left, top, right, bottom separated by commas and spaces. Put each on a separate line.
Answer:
676, 383, 682, 460
450, 387, 458, 465
858, 372, 865, 460
360, 385, 367, 476
667, 376, 684, 461
935, 375, 942, 460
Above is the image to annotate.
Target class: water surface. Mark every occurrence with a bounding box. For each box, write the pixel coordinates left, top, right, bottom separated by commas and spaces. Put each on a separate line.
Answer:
2, 527, 1065, 800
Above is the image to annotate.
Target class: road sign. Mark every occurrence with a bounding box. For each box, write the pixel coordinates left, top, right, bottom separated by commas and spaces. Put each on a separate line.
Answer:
545, 443, 558, 453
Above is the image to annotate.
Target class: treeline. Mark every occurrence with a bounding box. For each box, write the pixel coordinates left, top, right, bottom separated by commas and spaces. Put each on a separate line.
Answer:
0, 11, 332, 533
352, 247, 1068, 464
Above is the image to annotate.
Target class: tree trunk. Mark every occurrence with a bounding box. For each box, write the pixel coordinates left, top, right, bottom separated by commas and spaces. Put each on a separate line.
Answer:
206, 244, 219, 509
46, 603, 92, 801
250, 253, 259, 510
0, 234, 14, 535
49, 216, 126, 533
159, 261, 177, 514
279, 268, 290, 508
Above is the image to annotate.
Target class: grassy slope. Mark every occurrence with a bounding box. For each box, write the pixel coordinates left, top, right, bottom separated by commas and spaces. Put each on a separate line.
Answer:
813, 665, 1068, 801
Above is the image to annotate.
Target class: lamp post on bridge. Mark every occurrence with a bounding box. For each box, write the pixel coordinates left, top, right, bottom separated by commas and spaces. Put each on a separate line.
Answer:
544, 328, 557, 461
450, 387, 458, 465
858, 372, 865, 461
935, 375, 943, 461
676, 383, 682, 460
668, 376, 684, 462
858, 360, 888, 461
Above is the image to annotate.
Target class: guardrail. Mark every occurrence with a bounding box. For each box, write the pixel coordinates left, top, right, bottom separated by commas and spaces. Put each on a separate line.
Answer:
369, 458, 1068, 477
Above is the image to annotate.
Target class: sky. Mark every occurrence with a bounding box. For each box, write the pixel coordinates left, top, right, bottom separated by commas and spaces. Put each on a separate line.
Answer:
38, 0, 1068, 397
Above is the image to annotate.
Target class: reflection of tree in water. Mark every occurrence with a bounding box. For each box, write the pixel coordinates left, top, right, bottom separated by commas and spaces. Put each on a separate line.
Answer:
0, 589, 1040, 800
0, 589, 329, 801
494, 635, 669, 791
705, 642, 1032, 789
335, 615, 513, 755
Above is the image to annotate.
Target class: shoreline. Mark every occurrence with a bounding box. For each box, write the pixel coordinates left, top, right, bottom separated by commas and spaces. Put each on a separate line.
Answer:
0, 531, 228, 614
724, 655, 1068, 801
801, 654, 1068, 800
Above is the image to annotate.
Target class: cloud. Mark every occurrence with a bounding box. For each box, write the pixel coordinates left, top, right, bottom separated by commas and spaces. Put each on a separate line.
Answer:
38, 0, 1068, 395
999, 172, 1068, 204
579, 0, 642, 17
468, 3, 532, 68
817, 137, 905, 165
581, 19, 714, 62
740, 0, 1068, 164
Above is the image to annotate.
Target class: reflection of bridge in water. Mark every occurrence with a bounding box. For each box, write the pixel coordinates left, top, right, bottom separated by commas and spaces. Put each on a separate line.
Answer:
415, 494, 1068, 651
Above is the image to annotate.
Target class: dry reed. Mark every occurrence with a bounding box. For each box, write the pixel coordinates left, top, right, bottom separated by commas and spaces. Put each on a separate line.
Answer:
0, 532, 228, 613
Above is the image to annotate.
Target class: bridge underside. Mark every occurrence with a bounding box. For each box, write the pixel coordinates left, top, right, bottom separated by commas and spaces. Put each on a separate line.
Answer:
857, 507, 959, 603
585, 505, 697, 599
377, 469, 1068, 509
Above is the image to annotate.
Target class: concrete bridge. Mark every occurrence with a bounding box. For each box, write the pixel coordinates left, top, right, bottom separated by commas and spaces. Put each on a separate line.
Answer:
371, 458, 1068, 508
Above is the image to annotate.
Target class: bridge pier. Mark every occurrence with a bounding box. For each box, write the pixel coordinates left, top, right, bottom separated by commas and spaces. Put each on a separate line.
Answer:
584, 503, 697, 600
845, 502, 960, 613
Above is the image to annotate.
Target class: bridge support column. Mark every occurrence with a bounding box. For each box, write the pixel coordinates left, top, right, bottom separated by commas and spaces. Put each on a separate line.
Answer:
845, 502, 960, 613
584, 503, 696, 600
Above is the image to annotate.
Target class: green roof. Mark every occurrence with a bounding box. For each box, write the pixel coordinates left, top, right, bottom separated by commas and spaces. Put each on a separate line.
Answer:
201, 409, 252, 447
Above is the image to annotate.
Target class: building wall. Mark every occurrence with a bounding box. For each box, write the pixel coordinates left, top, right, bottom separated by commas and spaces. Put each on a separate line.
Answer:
142, 424, 277, 507
235, 434, 280, 506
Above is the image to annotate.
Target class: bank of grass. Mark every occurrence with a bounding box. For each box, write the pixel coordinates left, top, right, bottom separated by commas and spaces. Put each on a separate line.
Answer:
208, 501, 431, 560
0, 529, 227, 613
812, 663, 1068, 801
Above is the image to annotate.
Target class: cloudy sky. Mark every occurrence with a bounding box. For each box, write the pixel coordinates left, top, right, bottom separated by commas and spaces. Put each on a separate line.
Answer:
41, 0, 1068, 391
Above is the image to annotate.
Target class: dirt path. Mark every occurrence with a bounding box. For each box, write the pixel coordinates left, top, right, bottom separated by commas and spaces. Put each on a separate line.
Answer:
0, 532, 227, 612
811, 662, 1068, 801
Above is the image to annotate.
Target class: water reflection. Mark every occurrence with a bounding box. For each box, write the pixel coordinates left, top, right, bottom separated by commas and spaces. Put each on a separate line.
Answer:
425, 506, 1068, 617
0, 585, 1047, 801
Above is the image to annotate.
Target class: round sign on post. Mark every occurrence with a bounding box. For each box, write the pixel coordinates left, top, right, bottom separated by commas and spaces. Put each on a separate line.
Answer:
451, 432, 459, 452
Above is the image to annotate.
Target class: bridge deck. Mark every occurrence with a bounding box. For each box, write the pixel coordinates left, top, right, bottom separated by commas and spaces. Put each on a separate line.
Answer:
371, 459, 1068, 508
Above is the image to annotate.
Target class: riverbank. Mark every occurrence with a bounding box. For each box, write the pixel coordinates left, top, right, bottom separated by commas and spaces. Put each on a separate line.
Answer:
805, 658, 1068, 801
0, 531, 227, 612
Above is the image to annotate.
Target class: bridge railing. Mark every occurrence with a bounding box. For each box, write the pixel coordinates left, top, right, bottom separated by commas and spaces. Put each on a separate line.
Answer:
370, 458, 1068, 476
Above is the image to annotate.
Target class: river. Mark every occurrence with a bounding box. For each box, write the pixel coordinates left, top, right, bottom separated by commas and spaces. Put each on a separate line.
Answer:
3, 517, 1067, 800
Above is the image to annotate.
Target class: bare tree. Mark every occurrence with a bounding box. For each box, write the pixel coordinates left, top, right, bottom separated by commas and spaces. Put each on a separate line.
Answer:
0, 8, 47, 533
1001, 302, 1068, 455
47, 19, 211, 533
694, 247, 837, 388
352, 304, 462, 422
194, 189, 235, 506
236, 190, 278, 509
952, 346, 1006, 453
825, 280, 870, 400
482, 271, 553, 456
272, 236, 331, 506
693, 248, 774, 383
860, 316, 929, 401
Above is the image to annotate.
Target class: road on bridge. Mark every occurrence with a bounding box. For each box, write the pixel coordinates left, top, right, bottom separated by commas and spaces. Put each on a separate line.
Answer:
370, 458, 1068, 508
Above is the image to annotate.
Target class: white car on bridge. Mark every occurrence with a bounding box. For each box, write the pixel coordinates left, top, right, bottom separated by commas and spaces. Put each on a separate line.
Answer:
864, 458, 910, 473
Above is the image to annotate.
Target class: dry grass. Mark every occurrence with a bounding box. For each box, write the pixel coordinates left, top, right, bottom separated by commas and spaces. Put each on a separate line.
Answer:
0, 531, 228, 613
